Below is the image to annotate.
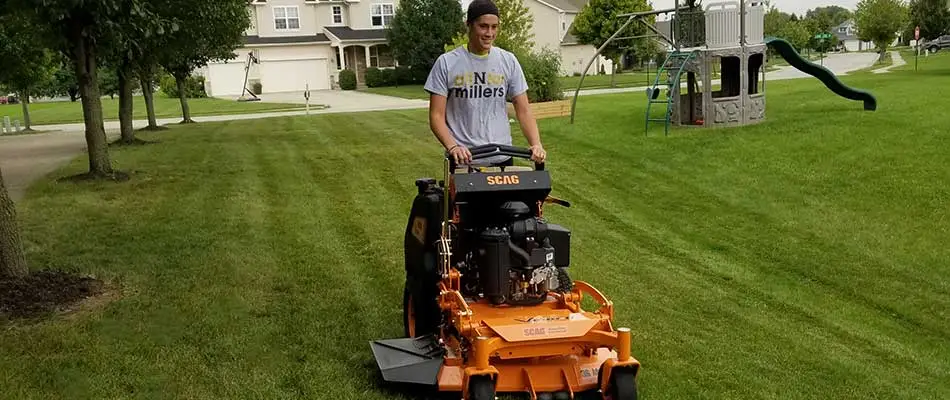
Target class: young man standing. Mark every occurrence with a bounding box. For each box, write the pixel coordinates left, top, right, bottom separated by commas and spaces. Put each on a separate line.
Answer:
424, 0, 546, 167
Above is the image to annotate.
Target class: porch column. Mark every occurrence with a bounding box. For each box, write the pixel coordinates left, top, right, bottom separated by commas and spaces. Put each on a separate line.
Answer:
338, 45, 346, 69
365, 45, 371, 68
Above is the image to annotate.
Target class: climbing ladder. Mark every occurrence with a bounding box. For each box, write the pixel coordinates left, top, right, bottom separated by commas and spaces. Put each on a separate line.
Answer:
644, 50, 697, 136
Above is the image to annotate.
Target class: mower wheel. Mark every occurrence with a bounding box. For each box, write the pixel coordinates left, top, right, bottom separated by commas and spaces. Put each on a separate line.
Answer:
606, 367, 638, 400
403, 279, 440, 337
468, 375, 496, 400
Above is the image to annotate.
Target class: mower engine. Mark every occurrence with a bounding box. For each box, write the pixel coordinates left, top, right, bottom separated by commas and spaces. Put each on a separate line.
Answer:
453, 171, 572, 306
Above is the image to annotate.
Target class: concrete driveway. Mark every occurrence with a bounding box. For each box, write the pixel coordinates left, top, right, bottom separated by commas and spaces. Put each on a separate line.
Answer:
218, 89, 428, 113
0, 130, 118, 202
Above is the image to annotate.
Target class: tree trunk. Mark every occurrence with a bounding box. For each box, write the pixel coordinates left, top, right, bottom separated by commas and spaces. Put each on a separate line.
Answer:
175, 74, 194, 124
70, 25, 113, 176
18, 92, 32, 131
118, 60, 135, 143
140, 75, 159, 129
0, 166, 27, 279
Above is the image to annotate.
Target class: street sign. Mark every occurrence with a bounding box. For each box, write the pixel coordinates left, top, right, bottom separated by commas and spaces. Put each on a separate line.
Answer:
814, 33, 833, 40
915, 26, 920, 41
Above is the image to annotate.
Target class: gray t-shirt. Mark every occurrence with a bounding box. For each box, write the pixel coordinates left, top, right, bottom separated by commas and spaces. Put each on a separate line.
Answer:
424, 46, 529, 164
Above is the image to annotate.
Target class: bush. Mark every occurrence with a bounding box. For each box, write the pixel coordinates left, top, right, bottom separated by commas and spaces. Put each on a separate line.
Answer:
517, 48, 564, 103
159, 73, 207, 98
394, 66, 415, 85
339, 69, 357, 90
365, 67, 399, 87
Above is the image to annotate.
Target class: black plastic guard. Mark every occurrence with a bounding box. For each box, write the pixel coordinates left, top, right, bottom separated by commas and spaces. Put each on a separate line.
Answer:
369, 335, 445, 386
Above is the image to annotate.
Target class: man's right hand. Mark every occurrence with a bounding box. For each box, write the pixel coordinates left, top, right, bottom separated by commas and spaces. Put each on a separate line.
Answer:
448, 144, 472, 165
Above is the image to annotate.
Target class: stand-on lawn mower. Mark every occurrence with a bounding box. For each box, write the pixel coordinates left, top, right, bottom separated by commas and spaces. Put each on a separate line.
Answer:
370, 144, 640, 400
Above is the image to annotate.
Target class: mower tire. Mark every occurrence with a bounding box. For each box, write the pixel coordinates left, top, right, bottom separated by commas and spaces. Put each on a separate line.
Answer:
603, 366, 638, 400
467, 375, 496, 400
403, 277, 440, 338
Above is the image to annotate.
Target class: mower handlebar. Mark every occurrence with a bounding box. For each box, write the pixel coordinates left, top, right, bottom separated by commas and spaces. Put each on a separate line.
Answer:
466, 144, 545, 171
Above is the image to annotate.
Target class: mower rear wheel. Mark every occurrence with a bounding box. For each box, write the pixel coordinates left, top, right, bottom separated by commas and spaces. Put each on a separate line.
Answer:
402, 280, 440, 338
468, 375, 496, 400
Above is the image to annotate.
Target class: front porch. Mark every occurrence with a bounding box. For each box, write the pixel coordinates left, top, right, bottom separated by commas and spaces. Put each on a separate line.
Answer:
332, 43, 397, 88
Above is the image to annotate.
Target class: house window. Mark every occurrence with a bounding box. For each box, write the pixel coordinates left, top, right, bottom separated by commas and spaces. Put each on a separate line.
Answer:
369, 45, 395, 68
332, 6, 342, 24
372, 3, 394, 27
274, 6, 300, 30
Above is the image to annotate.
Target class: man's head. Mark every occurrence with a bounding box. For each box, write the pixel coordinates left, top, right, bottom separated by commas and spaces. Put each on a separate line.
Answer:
466, 0, 499, 54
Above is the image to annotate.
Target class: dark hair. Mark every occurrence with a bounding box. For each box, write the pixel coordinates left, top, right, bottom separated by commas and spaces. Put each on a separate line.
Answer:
466, 0, 499, 24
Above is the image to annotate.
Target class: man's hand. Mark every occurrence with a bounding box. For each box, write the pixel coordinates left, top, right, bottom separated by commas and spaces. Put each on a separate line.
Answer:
448, 144, 472, 165
529, 144, 546, 163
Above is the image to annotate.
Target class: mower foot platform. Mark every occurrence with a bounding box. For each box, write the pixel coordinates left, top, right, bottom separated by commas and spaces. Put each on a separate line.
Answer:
370, 334, 445, 386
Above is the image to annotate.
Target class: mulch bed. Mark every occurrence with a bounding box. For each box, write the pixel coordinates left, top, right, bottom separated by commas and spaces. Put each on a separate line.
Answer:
0, 270, 105, 320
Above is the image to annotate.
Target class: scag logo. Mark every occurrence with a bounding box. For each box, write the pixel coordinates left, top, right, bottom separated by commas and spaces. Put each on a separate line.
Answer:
487, 175, 520, 185
523, 327, 545, 336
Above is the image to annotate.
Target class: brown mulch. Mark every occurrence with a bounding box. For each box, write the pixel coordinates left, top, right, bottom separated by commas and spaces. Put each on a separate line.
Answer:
0, 270, 105, 320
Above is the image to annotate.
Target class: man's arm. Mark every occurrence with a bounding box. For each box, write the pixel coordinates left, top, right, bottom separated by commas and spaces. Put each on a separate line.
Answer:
429, 92, 471, 164
511, 93, 540, 147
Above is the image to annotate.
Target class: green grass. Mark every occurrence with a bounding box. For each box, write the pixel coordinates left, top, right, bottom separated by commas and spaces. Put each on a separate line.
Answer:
3, 55, 950, 399
0, 95, 305, 126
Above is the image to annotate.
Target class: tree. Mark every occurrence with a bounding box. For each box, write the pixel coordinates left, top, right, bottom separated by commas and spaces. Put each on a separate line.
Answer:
805, 6, 854, 33
389, 0, 465, 72
0, 12, 56, 132
855, 0, 910, 60
157, 0, 251, 124
909, 0, 950, 40
572, 0, 653, 85
777, 19, 811, 52
0, 166, 27, 279
764, 4, 793, 36
446, 0, 535, 56
0, 0, 168, 178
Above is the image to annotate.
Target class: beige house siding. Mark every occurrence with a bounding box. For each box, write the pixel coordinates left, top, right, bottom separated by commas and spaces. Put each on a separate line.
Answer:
526, 0, 561, 52
347, 0, 396, 30
251, 0, 323, 37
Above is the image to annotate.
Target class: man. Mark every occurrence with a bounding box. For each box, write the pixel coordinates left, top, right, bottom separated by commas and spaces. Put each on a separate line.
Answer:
424, 0, 546, 167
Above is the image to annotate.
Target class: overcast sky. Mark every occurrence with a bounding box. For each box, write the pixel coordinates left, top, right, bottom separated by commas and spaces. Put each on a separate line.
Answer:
649, 0, 859, 17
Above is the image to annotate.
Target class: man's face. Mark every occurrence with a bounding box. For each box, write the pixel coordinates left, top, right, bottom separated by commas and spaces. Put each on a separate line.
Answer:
468, 14, 499, 50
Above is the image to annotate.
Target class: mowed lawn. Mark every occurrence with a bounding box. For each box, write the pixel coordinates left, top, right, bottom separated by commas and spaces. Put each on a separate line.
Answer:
0, 95, 304, 126
3, 55, 950, 399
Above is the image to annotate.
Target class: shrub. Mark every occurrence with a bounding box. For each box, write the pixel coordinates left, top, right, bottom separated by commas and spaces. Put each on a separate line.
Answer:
339, 69, 357, 90
159, 73, 207, 98
365, 67, 399, 87
394, 66, 415, 85
518, 48, 564, 103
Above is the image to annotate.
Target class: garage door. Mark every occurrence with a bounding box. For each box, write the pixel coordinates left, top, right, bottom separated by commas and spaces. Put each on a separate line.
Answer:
260, 59, 329, 93
204, 62, 249, 97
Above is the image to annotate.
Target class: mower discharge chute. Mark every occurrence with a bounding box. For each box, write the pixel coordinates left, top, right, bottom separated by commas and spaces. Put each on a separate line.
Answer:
370, 144, 640, 400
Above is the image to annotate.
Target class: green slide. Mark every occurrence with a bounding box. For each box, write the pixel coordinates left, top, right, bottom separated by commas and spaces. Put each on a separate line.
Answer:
765, 37, 877, 111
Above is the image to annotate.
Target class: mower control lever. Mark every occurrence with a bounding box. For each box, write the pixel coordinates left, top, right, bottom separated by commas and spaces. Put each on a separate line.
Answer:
467, 143, 545, 171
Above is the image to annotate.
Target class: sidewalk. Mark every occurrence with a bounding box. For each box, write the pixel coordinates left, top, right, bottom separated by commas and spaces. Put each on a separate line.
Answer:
872, 51, 907, 74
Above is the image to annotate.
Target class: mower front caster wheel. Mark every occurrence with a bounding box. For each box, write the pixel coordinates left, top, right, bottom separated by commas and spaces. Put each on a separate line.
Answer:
604, 367, 638, 400
468, 375, 496, 400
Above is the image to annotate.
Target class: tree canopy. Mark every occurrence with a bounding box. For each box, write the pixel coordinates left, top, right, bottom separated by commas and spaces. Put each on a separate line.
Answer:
388, 0, 465, 70
571, 0, 654, 64
908, 0, 950, 41
856, 0, 910, 57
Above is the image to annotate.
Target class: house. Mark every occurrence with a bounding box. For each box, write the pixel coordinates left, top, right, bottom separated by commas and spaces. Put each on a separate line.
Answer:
202, 0, 399, 96
832, 20, 901, 52
201, 0, 614, 96
516, 0, 614, 76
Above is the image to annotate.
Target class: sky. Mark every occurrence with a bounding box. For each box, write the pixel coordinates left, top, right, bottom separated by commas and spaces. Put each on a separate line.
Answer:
648, 0, 860, 17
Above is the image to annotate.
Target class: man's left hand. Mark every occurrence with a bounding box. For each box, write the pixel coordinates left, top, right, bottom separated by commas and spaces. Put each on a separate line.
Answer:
529, 144, 546, 164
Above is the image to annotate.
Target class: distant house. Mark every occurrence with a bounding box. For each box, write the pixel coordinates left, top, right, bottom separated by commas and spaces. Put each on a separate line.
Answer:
832, 20, 901, 52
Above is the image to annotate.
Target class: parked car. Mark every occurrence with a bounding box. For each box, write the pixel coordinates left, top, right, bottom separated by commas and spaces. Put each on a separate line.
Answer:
924, 35, 950, 53
0, 94, 19, 104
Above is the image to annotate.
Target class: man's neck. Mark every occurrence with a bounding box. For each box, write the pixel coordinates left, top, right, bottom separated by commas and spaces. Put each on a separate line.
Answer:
467, 42, 490, 56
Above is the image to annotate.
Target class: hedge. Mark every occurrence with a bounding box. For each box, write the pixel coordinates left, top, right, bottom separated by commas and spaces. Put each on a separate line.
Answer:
159, 74, 207, 98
